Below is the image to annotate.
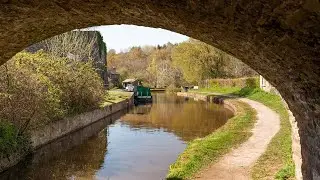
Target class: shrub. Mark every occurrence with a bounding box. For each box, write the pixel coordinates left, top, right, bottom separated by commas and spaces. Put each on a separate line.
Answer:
0, 120, 30, 159
0, 57, 64, 130
245, 77, 259, 88
165, 84, 181, 93
203, 77, 259, 89
0, 51, 105, 131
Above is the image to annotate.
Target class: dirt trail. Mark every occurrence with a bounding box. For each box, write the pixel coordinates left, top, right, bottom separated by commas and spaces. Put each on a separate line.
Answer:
194, 98, 280, 180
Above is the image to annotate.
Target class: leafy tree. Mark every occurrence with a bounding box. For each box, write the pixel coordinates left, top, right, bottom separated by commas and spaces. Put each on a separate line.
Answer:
172, 39, 256, 84
107, 40, 256, 87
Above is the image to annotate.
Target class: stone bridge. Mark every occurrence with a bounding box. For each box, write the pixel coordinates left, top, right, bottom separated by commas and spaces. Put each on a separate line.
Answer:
0, 0, 319, 179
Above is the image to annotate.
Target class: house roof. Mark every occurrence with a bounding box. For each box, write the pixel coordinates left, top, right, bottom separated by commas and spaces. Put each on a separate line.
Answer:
122, 79, 137, 83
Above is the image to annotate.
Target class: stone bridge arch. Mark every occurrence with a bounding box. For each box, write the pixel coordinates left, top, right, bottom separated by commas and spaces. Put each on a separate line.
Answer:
0, 1, 319, 179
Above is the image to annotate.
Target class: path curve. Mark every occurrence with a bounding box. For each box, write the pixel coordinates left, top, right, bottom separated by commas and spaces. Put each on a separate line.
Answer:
195, 98, 280, 180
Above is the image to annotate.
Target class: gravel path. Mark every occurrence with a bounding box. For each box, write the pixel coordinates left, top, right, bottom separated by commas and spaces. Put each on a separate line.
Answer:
194, 98, 280, 180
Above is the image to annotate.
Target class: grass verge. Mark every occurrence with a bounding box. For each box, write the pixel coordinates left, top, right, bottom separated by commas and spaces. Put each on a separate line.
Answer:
191, 87, 295, 179
101, 90, 133, 107
235, 88, 295, 179
166, 100, 256, 179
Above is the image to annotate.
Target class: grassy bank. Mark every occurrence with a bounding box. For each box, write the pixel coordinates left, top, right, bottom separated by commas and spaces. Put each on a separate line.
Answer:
167, 100, 256, 179
236, 88, 295, 179
190, 86, 295, 179
101, 90, 133, 106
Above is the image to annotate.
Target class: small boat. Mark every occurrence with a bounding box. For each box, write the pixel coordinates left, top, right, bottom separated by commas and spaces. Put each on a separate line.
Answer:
134, 86, 152, 105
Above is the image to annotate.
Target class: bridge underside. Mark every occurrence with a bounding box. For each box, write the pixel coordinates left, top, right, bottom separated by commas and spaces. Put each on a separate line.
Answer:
0, 0, 319, 179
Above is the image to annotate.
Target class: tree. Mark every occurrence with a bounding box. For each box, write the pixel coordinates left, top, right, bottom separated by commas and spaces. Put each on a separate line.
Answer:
43, 30, 99, 61
172, 39, 255, 84
171, 40, 218, 84
107, 49, 117, 67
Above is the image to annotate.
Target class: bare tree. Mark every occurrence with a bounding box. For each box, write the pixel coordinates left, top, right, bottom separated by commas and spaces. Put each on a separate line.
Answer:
44, 30, 98, 62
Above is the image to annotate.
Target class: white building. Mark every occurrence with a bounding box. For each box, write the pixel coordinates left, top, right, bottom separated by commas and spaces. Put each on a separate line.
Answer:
259, 75, 279, 94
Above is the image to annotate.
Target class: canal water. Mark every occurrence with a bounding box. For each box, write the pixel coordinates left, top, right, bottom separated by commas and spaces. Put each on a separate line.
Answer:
0, 93, 233, 180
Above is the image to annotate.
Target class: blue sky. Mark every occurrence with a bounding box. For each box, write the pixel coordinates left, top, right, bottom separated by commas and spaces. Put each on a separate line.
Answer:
88, 25, 189, 52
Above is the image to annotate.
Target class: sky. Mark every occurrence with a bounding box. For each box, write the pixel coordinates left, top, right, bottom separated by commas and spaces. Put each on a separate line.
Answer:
87, 25, 189, 52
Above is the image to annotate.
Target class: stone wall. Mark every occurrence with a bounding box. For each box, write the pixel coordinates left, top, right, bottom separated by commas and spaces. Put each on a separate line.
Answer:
0, 96, 133, 172
0, 1, 319, 178
31, 96, 133, 148
289, 109, 303, 180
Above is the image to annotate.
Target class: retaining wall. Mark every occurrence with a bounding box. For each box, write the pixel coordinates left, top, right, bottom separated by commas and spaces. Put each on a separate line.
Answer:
0, 96, 133, 172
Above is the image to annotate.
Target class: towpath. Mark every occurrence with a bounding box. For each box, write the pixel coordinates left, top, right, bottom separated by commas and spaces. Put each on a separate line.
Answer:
195, 98, 280, 180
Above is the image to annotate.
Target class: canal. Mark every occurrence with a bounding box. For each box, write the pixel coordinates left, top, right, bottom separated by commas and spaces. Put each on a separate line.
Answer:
0, 93, 233, 180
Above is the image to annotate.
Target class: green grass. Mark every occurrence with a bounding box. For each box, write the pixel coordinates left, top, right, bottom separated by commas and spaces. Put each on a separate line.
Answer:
191, 86, 295, 179
235, 88, 295, 179
166, 100, 256, 179
101, 90, 133, 107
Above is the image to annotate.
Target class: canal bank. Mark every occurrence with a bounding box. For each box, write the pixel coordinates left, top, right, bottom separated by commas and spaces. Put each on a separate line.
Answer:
167, 92, 258, 179
0, 94, 134, 173
171, 90, 295, 180
1, 93, 234, 180
194, 98, 280, 180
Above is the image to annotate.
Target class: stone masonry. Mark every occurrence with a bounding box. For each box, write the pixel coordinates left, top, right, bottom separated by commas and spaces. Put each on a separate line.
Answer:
0, 1, 319, 179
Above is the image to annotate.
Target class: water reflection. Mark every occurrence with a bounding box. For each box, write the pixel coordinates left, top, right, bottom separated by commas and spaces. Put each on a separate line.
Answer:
0, 110, 126, 180
0, 93, 233, 180
121, 93, 233, 141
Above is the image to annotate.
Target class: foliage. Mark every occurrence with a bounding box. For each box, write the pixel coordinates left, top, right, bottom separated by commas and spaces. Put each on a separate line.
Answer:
0, 55, 64, 131
0, 120, 30, 159
96, 32, 107, 58
191, 86, 241, 95
172, 40, 226, 83
0, 51, 105, 131
167, 101, 256, 179
190, 77, 259, 94
245, 77, 259, 88
200, 77, 259, 89
165, 84, 181, 94
43, 30, 99, 61
107, 43, 183, 88
107, 39, 256, 88
172, 39, 257, 84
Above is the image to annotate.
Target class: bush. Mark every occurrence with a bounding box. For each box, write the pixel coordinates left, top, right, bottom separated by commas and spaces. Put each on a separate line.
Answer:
203, 77, 259, 89
245, 77, 259, 88
0, 57, 64, 130
165, 84, 181, 93
0, 51, 105, 131
0, 121, 30, 159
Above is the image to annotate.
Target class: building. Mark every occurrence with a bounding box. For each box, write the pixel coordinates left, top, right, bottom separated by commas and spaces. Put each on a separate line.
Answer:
122, 79, 139, 87
260, 75, 279, 94
108, 67, 120, 87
